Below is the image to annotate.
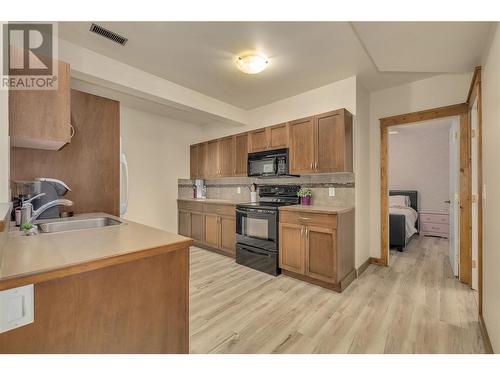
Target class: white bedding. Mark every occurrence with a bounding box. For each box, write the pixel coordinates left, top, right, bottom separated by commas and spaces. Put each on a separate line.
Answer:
389, 206, 418, 238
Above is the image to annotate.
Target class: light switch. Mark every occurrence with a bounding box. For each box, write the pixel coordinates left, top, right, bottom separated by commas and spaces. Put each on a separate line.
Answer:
0, 284, 34, 333
237, 187, 241, 194
329, 187, 336, 197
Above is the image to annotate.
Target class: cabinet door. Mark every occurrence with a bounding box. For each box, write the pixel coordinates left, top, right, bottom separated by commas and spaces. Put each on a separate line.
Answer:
305, 226, 337, 283
219, 137, 235, 177
269, 123, 288, 150
206, 140, 220, 178
234, 133, 248, 176
197, 143, 207, 179
190, 211, 204, 243
178, 210, 191, 237
289, 117, 315, 174
219, 215, 236, 255
190, 144, 199, 179
9, 60, 71, 150
279, 223, 304, 274
248, 128, 269, 152
204, 214, 219, 248
316, 111, 350, 173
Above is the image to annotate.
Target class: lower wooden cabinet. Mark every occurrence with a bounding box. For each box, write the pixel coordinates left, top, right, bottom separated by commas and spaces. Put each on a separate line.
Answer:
178, 200, 235, 257
279, 207, 355, 292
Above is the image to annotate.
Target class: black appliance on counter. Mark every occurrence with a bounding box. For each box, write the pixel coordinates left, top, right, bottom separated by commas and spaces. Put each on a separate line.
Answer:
236, 185, 300, 276
247, 148, 297, 178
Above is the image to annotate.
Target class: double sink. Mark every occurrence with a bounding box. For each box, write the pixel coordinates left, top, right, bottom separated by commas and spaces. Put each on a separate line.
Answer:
36, 216, 123, 234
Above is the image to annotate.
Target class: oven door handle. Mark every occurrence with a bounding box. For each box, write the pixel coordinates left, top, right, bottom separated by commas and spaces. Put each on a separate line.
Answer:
236, 209, 277, 216
238, 245, 273, 257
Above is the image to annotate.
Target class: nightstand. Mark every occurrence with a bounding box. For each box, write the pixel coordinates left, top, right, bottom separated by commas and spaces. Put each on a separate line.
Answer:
419, 211, 449, 238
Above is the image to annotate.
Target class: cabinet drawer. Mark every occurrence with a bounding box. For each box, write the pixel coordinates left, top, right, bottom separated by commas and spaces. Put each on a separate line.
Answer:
178, 200, 203, 212
420, 213, 449, 224
421, 222, 449, 234
280, 211, 337, 228
203, 203, 235, 216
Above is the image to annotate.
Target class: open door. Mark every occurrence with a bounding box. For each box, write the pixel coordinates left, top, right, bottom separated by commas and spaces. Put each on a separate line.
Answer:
471, 98, 479, 290
449, 120, 460, 276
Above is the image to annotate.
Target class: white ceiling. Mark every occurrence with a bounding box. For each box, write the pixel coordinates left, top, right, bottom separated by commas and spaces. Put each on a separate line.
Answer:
59, 21, 493, 110
393, 117, 456, 134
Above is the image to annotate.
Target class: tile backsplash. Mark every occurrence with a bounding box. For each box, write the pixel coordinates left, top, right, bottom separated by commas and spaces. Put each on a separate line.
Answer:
178, 173, 355, 207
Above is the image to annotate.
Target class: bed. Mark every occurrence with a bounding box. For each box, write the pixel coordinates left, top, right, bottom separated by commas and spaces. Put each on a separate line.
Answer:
389, 190, 419, 251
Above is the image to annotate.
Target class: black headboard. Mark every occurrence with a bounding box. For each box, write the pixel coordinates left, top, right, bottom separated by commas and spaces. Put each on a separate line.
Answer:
389, 190, 418, 212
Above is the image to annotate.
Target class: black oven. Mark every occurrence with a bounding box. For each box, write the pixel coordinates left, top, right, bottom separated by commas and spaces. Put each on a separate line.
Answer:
235, 185, 301, 276
236, 207, 278, 252
248, 148, 295, 178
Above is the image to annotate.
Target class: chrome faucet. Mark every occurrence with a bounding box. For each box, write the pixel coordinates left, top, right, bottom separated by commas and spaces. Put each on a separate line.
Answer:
29, 199, 73, 223
20, 194, 73, 226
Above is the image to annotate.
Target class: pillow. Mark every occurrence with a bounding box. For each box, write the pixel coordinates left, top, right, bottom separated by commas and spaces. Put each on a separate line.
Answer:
389, 195, 410, 207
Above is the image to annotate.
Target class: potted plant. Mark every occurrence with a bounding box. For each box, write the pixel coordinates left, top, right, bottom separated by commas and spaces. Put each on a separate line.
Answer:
297, 187, 313, 205
20, 223, 38, 236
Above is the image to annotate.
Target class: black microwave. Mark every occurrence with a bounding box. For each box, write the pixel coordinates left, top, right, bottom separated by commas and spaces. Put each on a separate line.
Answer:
247, 148, 297, 178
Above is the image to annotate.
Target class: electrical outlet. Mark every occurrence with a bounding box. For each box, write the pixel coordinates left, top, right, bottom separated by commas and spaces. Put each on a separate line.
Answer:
329, 187, 335, 197
237, 187, 241, 194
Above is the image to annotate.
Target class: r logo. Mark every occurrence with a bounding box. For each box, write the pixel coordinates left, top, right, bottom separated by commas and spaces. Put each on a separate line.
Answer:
3, 23, 53, 76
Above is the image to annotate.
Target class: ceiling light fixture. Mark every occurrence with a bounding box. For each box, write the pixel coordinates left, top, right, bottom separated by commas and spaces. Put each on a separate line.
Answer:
236, 53, 268, 74
389, 130, 399, 135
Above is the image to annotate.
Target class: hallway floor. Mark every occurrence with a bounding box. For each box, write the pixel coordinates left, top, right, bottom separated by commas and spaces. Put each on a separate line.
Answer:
189, 236, 486, 353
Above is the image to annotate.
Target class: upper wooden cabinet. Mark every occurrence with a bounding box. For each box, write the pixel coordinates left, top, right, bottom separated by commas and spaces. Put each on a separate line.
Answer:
289, 116, 316, 174
248, 123, 289, 153
9, 60, 72, 150
206, 140, 220, 178
189, 108, 352, 178
219, 136, 235, 177
289, 109, 352, 174
234, 133, 248, 176
248, 128, 269, 153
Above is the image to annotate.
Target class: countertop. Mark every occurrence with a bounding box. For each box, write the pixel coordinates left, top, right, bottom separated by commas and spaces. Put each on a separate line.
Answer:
177, 198, 238, 205
279, 204, 353, 214
0, 213, 193, 291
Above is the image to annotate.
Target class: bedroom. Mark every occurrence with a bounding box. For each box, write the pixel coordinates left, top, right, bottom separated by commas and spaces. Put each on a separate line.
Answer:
387, 116, 473, 285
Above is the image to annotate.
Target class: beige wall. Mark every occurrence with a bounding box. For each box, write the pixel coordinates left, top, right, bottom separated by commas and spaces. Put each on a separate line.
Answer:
0, 23, 9, 202
368, 73, 472, 259
481, 22, 500, 353
120, 106, 203, 233
354, 81, 371, 268
389, 121, 452, 212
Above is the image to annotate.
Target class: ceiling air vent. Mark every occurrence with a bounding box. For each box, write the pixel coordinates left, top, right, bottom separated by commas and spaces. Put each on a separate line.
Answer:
89, 23, 128, 46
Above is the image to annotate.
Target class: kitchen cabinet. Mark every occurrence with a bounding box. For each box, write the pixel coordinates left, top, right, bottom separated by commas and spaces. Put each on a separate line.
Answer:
248, 123, 289, 153
177, 200, 236, 257
279, 222, 304, 274
204, 214, 220, 248
289, 116, 316, 174
234, 133, 248, 176
269, 123, 289, 149
279, 207, 355, 292
190, 144, 199, 179
188, 108, 353, 178
289, 109, 352, 174
9, 60, 72, 150
219, 136, 235, 177
248, 128, 269, 153
206, 140, 219, 178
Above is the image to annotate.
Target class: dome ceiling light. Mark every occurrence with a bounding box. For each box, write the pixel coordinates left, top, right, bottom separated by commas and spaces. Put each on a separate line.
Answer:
236, 53, 269, 74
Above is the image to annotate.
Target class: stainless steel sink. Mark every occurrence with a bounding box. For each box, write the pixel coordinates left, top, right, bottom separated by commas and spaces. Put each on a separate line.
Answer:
37, 217, 123, 233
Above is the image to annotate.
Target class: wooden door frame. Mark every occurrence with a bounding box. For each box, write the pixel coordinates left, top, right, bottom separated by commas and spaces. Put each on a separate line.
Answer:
467, 67, 483, 314
378, 102, 470, 270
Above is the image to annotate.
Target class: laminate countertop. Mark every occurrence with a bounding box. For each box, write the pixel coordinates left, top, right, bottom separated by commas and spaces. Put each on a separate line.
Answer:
279, 205, 354, 215
0, 213, 193, 291
177, 198, 238, 205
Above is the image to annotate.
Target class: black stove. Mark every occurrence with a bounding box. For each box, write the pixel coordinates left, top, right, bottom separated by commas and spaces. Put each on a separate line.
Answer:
235, 185, 300, 276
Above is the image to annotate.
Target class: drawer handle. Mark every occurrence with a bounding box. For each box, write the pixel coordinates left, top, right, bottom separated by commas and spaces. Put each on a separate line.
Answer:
299, 217, 311, 220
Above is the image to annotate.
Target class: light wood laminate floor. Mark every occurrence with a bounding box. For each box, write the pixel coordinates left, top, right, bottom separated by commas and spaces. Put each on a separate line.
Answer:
189, 236, 485, 353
